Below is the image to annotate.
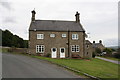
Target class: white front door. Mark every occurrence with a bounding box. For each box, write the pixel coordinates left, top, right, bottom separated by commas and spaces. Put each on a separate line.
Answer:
60, 48, 65, 58
51, 48, 57, 58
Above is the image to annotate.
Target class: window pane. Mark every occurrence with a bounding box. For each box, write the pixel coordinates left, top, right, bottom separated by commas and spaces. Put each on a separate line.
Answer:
53, 48, 56, 52
37, 34, 44, 39
36, 45, 44, 53
50, 34, 55, 37
72, 34, 75, 38
62, 34, 66, 37
61, 49, 64, 53
71, 45, 79, 52
72, 34, 78, 40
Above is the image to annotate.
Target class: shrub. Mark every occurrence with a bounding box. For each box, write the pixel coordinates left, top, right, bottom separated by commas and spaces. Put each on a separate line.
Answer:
45, 53, 51, 57
113, 53, 120, 59
92, 52, 96, 58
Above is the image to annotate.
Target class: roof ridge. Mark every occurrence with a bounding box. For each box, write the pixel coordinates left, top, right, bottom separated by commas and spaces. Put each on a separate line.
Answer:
35, 19, 75, 22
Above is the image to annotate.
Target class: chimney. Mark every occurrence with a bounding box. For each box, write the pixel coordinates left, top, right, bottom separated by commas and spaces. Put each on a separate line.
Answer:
99, 40, 102, 44
75, 11, 80, 23
93, 41, 95, 43
31, 10, 36, 22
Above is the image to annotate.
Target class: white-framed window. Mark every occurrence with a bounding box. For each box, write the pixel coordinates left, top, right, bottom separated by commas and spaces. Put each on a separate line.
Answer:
71, 45, 79, 52
50, 34, 55, 37
36, 45, 45, 53
62, 34, 66, 38
37, 34, 44, 39
72, 34, 78, 40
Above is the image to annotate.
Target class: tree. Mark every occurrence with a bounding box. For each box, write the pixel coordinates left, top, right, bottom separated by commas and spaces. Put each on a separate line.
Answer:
2, 29, 28, 48
103, 48, 112, 54
95, 48, 101, 54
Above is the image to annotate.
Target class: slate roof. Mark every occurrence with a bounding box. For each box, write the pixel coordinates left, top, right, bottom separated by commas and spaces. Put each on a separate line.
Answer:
29, 20, 85, 32
85, 40, 92, 45
92, 43, 104, 48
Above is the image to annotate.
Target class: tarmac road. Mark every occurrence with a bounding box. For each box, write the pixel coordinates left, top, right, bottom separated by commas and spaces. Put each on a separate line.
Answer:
2, 53, 81, 78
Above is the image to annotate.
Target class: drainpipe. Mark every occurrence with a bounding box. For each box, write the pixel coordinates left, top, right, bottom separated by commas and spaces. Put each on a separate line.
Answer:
83, 32, 85, 58
68, 30, 70, 58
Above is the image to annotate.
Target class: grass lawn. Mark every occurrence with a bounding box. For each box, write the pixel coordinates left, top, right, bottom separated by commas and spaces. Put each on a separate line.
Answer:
33, 56, 119, 79
0, 48, 9, 53
98, 56, 120, 61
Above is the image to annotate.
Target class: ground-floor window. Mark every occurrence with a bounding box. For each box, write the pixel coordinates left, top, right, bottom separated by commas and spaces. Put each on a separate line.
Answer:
71, 45, 79, 52
36, 45, 45, 53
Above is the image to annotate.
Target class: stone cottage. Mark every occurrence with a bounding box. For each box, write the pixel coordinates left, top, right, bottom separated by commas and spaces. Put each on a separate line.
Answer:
29, 10, 88, 58
84, 40, 105, 58
85, 40, 93, 58
92, 40, 105, 52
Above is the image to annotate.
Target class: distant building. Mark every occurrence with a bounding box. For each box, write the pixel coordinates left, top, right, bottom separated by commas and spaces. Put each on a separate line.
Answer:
92, 40, 105, 52
85, 40, 105, 57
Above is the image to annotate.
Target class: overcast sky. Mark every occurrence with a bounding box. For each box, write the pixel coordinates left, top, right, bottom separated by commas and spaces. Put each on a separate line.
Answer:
0, 0, 119, 47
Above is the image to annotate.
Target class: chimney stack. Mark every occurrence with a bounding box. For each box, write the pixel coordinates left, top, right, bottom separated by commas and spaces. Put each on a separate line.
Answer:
31, 10, 36, 22
99, 40, 102, 44
75, 11, 80, 23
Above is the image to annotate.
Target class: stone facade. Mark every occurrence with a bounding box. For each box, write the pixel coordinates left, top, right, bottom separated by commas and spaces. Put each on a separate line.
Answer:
84, 40, 105, 58
29, 31, 85, 58
84, 40, 93, 58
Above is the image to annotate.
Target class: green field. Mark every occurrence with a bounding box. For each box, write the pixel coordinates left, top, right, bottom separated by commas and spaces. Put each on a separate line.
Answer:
33, 56, 119, 79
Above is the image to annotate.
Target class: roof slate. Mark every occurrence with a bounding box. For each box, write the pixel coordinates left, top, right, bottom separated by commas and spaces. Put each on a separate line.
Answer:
29, 20, 85, 32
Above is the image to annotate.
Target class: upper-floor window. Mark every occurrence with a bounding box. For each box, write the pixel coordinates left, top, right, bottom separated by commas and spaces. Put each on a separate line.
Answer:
37, 34, 44, 39
72, 34, 78, 40
62, 34, 66, 38
36, 45, 45, 53
86, 45, 89, 49
71, 45, 79, 52
50, 34, 55, 37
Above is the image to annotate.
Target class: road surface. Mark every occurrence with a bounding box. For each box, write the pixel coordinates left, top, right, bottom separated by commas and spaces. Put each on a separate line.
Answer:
2, 53, 81, 78
95, 56, 120, 64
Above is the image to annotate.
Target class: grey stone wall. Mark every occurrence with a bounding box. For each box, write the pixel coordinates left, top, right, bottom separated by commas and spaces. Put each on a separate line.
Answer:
29, 31, 85, 58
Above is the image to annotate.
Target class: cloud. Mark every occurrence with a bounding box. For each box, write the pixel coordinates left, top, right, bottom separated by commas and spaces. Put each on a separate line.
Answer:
3, 16, 16, 23
104, 38, 118, 47
0, 0, 13, 10
0, 0, 118, 46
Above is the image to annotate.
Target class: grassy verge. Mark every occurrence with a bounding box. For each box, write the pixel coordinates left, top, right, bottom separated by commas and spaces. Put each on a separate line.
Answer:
98, 56, 120, 61
33, 56, 119, 79
0, 48, 9, 53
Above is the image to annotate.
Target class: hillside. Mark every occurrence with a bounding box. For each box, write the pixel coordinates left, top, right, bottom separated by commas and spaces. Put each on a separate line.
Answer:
1, 29, 28, 48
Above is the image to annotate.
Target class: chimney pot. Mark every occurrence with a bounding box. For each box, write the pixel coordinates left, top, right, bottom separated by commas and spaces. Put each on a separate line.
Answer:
99, 40, 102, 43
31, 10, 36, 22
75, 11, 80, 23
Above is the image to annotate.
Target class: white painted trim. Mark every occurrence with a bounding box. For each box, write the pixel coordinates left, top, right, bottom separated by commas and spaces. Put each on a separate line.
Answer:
37, 34, 44, 39
62, 34, 66, 37
72, 34, 78, 40
50, 34, 55, 37
71, 45, 80, 52
36, 45, 45, 53
51, 47, 57, 58
60, 47, 65, 58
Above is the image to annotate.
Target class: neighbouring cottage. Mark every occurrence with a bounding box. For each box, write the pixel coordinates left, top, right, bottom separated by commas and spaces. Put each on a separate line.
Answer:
85, 40, 105, 57
29, 10, 90, 58
85, 40, 93, 58
92, 40, 105, 52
